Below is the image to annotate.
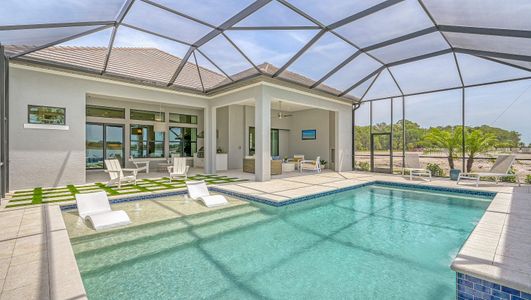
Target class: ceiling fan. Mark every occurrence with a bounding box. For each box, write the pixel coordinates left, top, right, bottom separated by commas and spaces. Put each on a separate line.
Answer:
276, 101, 293, 119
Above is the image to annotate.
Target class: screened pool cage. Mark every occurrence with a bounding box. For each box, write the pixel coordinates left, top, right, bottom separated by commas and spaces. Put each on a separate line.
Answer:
0, 0, 530, 179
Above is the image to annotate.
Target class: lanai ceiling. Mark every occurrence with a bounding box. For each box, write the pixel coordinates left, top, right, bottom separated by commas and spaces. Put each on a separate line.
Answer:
1, 0, 530, 101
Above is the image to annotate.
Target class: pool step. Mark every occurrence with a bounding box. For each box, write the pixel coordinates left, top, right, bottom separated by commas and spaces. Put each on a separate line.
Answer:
71, 205, 273, 274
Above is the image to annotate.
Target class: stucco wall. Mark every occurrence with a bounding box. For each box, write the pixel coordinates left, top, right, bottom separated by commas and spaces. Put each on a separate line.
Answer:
9, 65, 208, 190
289, 109, 331, 164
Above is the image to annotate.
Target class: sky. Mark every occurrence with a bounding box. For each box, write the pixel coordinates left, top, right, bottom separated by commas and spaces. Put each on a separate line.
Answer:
1, 0, 530, 142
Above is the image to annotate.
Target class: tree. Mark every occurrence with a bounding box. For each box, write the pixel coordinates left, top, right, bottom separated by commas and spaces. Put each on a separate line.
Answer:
463, 129, 497, 172
423, 127, 461, 169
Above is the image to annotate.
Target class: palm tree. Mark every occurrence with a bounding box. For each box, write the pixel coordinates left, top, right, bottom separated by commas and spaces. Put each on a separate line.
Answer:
424, 127, 461, 169
463, 129, 497, 172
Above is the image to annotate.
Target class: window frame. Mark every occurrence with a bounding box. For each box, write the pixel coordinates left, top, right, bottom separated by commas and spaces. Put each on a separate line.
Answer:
86, 105, 125, 119
169, 113, 198, 124
130, 124, 165, 158
130, 109, 165, 122
27, 105, 66, 125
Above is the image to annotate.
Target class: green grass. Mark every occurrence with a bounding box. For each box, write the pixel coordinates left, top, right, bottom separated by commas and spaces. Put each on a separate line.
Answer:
7, 174, 246, 208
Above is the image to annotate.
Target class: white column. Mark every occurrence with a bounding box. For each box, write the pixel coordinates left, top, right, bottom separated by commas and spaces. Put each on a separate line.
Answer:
335, 109, 353, 172
255, 89, 271, 181
203, 106, 217, 174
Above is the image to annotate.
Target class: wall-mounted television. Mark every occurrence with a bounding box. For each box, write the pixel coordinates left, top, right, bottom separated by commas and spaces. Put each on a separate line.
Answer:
301, 129, 316, 140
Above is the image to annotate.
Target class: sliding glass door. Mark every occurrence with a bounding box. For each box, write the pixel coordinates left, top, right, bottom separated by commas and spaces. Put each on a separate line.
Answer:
249, 127, 280, 156
86, 123, 124, 169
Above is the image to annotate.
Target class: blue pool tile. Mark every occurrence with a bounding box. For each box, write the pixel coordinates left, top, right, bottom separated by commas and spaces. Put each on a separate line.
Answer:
521, 292, 531, 300
492, 289, 511, 299
458, 279, 474, 288
474, 283, 492, 294
501, 286, 521, 296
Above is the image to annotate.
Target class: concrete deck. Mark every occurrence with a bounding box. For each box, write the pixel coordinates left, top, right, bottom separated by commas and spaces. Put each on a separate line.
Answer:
0, 205, 86, 300
1, 171, 529, 298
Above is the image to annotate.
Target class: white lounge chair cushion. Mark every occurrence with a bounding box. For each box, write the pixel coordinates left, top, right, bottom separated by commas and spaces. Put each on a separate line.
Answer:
76, 191, 131, 230
186, 180, 229, 207
199, 195, 229, 207
86, 210, 131, 230
76, 191, 112, 219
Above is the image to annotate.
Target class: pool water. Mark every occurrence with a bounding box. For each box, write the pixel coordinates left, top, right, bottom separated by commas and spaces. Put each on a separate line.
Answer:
69, 184, 491, 299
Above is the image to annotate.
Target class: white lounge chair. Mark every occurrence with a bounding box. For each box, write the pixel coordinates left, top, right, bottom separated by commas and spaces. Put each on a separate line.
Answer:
104, 159, 137, 188
458, 155, 520, 187
168, 157, 189, 182
186, 180, 229, 207
75, 191, 131, 231
299, 156, 321, 173
402, 153, 431, 181
129, 156, 150, 173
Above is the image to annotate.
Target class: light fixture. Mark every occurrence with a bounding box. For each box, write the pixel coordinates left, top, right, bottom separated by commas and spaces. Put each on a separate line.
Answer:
154, 103, 165, 132
277, 101, 293, 119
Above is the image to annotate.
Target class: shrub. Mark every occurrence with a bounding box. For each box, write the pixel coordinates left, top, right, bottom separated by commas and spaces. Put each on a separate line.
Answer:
500, 167, 517, 183
357, 161, 370, 171
526, 174, 531, 184
426, 163, 445, 177
482, 166, 517, 183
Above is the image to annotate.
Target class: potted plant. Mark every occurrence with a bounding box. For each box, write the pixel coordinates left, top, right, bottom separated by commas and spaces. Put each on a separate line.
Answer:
424, 127, 461, 180
320, 159, 327, 169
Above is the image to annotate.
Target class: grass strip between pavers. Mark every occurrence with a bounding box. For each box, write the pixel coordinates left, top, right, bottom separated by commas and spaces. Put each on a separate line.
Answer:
142, 178, 175, 189
7, 174, 246, 207
67, 184, 80, 195
94, 182, 120, 196
32, 188, 43, 205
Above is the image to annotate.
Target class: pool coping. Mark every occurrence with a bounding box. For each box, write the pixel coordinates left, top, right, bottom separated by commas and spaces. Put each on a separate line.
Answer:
450, 190, 531, 294
59, 180, 496, 211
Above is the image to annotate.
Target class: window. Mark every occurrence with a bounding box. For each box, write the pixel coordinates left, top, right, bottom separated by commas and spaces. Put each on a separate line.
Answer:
86, 123, 124, 169
169, 127, 197, 157
169, 113, 198, 124
130, 125, 164, 158
28, 105, 65, 125
248, 127, 280, 156
86, 105, 125, 119
130, 109, 165, 122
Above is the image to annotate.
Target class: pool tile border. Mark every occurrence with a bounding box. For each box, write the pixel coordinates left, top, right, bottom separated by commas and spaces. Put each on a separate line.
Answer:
457, 273, 531, 300
60, 180, 496, 211
212, 180, 496, 207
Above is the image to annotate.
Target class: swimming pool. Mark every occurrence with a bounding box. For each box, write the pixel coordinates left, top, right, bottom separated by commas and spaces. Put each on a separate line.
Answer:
67, 184, 491, 299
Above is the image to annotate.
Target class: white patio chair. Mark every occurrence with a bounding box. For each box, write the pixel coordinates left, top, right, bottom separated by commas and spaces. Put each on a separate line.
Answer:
299, 156, 321, 173
402, 153, 431, 181
458, 155, 520, 187
75, 191, 131, 231
129, 156, 150, 173
104, 159, 137, 188
186, 180, 229, 207
168, 157, 189, 182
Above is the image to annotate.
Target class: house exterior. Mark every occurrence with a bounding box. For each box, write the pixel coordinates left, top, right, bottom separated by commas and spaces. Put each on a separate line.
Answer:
4, 47, 353, 191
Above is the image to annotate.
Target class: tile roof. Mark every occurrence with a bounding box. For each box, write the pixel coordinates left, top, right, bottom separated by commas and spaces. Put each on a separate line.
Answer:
8, 46, 346, 98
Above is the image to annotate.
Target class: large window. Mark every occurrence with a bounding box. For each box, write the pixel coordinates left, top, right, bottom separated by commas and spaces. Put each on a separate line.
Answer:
130, 109, 165, 122
169, 113, 198, 124
169, 127, 197, 157
86, 123, 124, 169
130, 125, 164, 158
28, 105, 65, 125
86, 105, 125, 119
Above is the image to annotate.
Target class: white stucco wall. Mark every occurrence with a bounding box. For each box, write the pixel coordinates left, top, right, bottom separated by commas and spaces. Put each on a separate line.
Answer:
9, 65, 208, 190
8, 64, 352, 189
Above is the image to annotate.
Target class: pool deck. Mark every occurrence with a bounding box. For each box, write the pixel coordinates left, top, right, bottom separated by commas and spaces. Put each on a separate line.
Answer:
0, 171, 530, 298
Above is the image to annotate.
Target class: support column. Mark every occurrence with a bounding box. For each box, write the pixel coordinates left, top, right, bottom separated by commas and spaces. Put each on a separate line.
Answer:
255, 88, 271, 181
335, 109, 353, 172
203, 106, 217, 174
0, 46, 7, 198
